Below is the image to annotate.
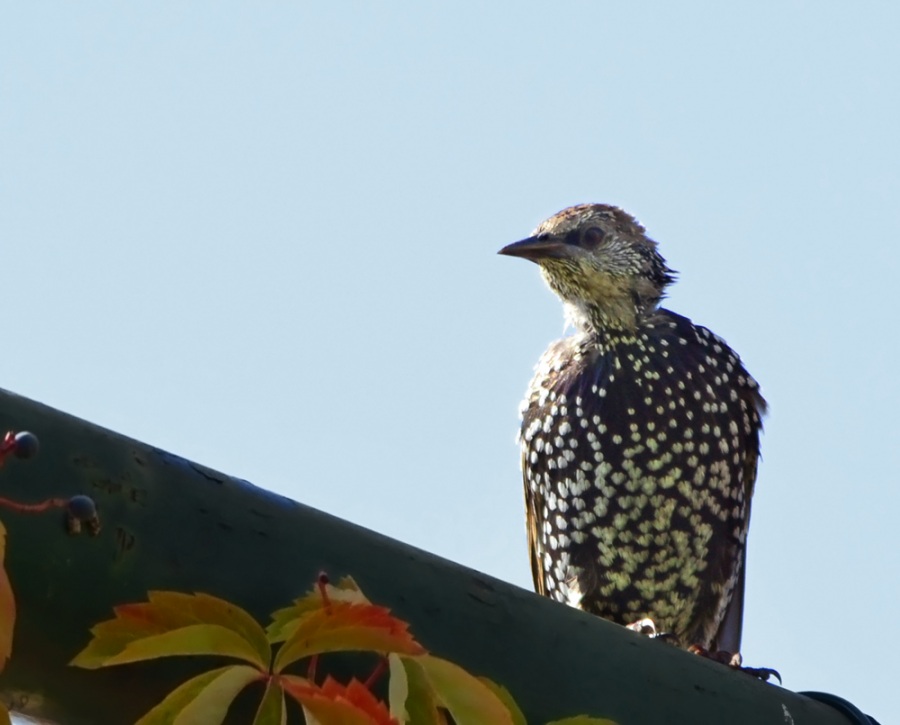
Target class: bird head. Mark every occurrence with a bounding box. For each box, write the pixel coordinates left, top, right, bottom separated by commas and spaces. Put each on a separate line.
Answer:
500, 204, 676, 332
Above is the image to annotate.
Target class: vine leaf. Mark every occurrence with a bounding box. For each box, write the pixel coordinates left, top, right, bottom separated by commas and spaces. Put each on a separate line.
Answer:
388, 653, 446, 725
69, 576, 617, 724
267, 576, 369, 643
280, 674, 397, 725
134, 664, 262, 725
71, 591, 270, 670
0, 522, 15, 672
406, 654, 514, 725
478, 677, 527, 725
252, 677, 287, 725
273, 601, 425, 673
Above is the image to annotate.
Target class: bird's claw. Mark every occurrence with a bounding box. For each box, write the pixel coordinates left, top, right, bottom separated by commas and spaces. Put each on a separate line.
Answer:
738, 666, 781, 683
688, 645, 781, 683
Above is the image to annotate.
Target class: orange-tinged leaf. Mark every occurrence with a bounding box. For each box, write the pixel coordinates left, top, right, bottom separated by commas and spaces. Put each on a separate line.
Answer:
252, 677, 286, 725
280, 674, 397, 725
135, 664, 261, 725
267, 576, 369, 643
73, 623, 266, 669
545, 718, 618, 725
389, 654, 444, 725
0, 702, 10, 725
71, 591, 270, 669
301, 701, 381, 725
412, 654, 514, 725
0, 522, 15, 672
273, 602, 424, 673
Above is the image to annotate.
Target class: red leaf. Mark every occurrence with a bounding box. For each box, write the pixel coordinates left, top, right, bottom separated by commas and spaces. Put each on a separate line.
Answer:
280, 674, 397, 725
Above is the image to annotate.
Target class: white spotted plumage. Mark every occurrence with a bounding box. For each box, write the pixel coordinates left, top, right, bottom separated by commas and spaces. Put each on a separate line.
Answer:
504, 204, 766, 652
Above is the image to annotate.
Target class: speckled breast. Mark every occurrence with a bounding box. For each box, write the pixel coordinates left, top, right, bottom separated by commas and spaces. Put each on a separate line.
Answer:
520, 309, 764, 644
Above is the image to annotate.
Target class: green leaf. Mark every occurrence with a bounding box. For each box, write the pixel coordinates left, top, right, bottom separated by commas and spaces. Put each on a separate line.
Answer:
74, 623, 267, 669
390, 655, 445, 725
412, 654, 514, 725
478, 677, 527, 725
252, 677, 286, 725
71, 591, 270, 669
135, 664, 261, 725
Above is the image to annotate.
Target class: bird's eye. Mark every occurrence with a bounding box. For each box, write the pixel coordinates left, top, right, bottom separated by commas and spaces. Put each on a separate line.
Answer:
582, 227, 606, 247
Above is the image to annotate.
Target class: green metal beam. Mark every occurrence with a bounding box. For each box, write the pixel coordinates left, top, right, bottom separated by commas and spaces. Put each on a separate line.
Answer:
0, 387, 855, 724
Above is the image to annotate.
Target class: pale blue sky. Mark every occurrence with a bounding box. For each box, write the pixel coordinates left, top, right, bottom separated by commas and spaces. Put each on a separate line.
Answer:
3, 3, 899, 721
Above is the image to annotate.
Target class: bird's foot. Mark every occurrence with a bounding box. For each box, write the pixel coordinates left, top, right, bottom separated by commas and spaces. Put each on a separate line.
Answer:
626, 617, 660, 637
687, 645, 781, 683
625, 618, 679, 643
623, 621, 778, 681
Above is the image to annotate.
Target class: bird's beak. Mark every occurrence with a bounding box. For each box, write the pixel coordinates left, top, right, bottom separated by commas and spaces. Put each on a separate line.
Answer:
498, 235, 570, 262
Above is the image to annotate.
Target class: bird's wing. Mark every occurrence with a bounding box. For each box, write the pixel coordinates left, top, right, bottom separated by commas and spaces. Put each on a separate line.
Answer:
715, 542, 745, 653
520, 338, 577, 599
714, 381, 766, 654
524, 454, 548, 596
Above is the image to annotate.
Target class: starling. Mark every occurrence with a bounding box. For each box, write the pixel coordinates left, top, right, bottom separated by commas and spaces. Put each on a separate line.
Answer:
500, 204, 765, 653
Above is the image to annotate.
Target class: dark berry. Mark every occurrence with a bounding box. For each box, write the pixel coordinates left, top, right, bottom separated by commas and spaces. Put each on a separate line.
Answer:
13, 431, 39, 459
67, 495, 97, 521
